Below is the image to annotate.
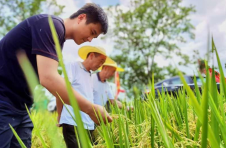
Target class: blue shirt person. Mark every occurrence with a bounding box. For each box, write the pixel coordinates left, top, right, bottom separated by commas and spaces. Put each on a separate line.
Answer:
93, 62, 124, 109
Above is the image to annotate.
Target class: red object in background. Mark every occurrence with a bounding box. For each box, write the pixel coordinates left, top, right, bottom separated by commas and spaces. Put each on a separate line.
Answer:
208, 68, 220, 83
115, 72, 125, 100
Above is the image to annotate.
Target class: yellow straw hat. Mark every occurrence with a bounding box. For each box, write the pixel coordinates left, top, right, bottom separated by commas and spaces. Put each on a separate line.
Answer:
78, 46, 114, 64
100, 61, 124, 72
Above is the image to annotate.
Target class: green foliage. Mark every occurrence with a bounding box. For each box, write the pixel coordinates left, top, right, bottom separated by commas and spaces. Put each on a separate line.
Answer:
0, 0, 64, 38
31, 111, 65, 148
104, 0, 196, 91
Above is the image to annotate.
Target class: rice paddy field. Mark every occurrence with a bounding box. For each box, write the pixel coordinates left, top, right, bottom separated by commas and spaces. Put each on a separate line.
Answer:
29, 84, 226, 148
12, 18, 226, 148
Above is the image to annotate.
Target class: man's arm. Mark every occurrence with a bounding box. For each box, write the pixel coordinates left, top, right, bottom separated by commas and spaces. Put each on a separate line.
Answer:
56, 96, 63, 123
37, 55, 112, 124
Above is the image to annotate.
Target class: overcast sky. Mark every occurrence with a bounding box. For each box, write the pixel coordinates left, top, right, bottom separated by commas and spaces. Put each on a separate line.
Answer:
55, 0, 226, 75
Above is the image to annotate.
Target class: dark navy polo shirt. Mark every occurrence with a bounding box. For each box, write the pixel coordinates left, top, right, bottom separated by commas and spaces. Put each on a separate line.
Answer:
0, 14, 65, 111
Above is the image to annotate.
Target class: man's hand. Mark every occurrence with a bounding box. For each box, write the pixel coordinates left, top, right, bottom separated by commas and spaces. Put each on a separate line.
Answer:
110, 99, 123, 109
116, 100, 123, 109
87, 104, 113, 125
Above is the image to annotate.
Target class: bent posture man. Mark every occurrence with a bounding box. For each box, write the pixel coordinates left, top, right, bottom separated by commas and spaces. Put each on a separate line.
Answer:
0, 3, 112, 148
59, 46, 113, 148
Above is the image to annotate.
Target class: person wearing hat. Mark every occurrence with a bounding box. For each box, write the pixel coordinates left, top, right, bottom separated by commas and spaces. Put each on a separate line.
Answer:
57, 46, 113, 148
92, 61, 124, 109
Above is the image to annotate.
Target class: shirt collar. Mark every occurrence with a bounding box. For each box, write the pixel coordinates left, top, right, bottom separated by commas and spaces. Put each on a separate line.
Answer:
79, 62, 91, 75
97, 72, 106, 82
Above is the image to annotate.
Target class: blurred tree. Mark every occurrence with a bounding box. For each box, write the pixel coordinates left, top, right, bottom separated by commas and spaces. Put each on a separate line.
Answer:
104, 0, 196, 91
0, 0, 64, 38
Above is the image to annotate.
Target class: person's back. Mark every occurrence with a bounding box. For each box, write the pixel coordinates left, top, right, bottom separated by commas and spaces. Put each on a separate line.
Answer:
0, 14, 65, 111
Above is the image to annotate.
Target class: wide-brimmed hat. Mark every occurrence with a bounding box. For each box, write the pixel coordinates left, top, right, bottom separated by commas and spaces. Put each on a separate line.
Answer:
100, 61, 124, 72
78, 46, 114, 64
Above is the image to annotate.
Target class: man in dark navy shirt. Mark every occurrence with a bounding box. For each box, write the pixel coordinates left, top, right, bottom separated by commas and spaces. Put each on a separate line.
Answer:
0, 3, 112, 148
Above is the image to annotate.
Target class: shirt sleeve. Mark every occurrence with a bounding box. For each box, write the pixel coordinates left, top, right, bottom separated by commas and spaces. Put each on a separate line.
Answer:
31, 17, 65, 61
107, 83, 114, 100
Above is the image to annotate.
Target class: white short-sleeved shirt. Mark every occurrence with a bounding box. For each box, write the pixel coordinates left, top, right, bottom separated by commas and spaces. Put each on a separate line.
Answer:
59, 61, 94, 130
92, 73, 114, 106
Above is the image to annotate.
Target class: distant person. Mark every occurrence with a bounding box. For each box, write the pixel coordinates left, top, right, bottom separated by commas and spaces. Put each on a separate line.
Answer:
198, 59, 221, 82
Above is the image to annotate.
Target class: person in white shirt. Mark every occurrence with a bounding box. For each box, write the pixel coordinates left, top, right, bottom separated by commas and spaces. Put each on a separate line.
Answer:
58, 46, 113, 148
92, 61, 124, 108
